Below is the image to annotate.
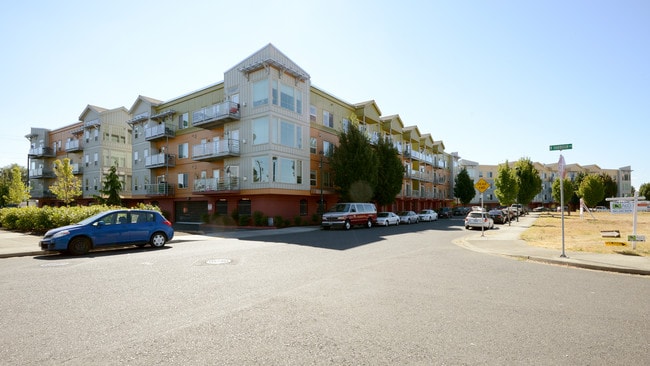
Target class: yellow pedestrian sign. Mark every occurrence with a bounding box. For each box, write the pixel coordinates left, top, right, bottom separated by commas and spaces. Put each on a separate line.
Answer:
475, 178, 490, 193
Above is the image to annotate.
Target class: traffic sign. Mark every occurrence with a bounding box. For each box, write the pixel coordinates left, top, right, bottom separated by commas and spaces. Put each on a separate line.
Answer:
474, 178, 490, 193
550, 143, 572, 151
558, 154, 566, 178
627, 235, 646, 242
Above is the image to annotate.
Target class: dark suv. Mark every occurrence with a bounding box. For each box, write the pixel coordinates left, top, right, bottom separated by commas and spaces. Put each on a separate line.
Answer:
438, 207, 452, 219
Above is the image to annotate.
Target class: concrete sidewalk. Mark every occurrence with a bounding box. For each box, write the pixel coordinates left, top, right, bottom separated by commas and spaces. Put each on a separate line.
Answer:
458, 214, 650, 276
1, 217, 649, 276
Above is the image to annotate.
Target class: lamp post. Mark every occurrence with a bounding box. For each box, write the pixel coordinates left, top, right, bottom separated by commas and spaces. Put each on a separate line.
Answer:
515, 167, 521, 222
318, 151, 324, 214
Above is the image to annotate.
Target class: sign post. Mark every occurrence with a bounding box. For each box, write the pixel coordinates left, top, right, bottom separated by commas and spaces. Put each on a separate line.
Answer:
475, 178, 490, 237
607, 192, 646, 250
550, 144, 572, 258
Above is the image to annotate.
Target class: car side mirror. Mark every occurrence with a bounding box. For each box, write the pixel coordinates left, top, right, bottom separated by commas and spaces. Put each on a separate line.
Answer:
96, 221, 105, 227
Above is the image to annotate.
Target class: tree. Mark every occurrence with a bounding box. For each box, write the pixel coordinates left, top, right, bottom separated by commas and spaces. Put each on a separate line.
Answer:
569, 171, 587, 208
96, 165, 123, 206
598, 173, 617, 205
329, 124, 378, 202
453, 168, 475, 205
639, 183, 650, 200
494, 161, 518, 206
514, 158, 542, 206
50, 158, 82, 205
373, 135, 404, 206
552, 178, 574, 206
3, 165, 30, 205
578, 174, 605, 207
1, 164, 27, 207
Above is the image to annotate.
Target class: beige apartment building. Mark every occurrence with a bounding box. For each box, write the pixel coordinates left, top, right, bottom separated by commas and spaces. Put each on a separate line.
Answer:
27, 44, 456, 223
460, 160, 633, 208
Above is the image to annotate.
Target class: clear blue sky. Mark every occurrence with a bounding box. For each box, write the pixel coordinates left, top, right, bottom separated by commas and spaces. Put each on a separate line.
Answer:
1, 0, 648, 190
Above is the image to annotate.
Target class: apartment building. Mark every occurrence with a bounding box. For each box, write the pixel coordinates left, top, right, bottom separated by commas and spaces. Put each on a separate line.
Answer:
26, 44, 457, 222
26, 105, 132, 204
460, 160, 633, 208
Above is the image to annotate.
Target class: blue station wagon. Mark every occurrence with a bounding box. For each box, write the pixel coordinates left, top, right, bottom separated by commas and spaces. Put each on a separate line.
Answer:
40, 209, 174, 255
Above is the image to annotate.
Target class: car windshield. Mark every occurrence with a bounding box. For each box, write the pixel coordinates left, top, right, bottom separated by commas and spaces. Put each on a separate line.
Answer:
398, 212, 409, 216
330, 204, 350, 212
378, 212, 389, 217
76, 211, 112, 226
419, 210, 429, 214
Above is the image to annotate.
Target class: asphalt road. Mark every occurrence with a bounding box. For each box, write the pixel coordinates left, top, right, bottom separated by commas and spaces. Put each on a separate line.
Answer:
1, 218, 648, 365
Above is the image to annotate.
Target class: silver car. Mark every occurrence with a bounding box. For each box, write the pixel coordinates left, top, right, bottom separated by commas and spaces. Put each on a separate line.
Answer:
464, 211, 494, 230
376, 212, 400, 226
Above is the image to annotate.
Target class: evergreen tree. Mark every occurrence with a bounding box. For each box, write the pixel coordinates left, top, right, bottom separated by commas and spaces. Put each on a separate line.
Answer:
50, 158, 82, 205
373, 136, 404, 206
4, 165, 30, 205
598, 173, 617, 205
453, 168, 475, 205
97, 165, 123, 206
329, 124, 378, 202
639, 183, 650, 200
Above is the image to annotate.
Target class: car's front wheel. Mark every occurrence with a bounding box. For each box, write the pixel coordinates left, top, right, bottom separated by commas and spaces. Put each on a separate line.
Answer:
150, 232, 167, 248
68, 237, 90, 255
344, 220, 352, 230
366, 219, 373, 228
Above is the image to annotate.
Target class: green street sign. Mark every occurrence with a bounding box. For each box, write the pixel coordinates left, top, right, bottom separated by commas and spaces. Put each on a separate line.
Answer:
550, 143, 572, 151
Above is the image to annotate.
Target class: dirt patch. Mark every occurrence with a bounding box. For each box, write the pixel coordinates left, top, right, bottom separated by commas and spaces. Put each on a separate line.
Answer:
521, 211, 650, 256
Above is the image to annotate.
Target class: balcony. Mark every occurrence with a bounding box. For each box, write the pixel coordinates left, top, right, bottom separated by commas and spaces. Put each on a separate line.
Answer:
29, 168, 55, 178
28, 147, 55, 158
145, 153, 176, 168
192, 139, 240, 161
145, 124, 176, 141
192, 177, 240, 194
65, 139, 83, 152
144, 183, 175, 197
192, 101, 240, 129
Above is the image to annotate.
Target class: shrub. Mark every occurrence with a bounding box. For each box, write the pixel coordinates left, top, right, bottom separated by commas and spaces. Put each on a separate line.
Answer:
274, 216, 284, 228
294, 216, 302, 226
253, 211, 265, 226
238, 215, 250, 226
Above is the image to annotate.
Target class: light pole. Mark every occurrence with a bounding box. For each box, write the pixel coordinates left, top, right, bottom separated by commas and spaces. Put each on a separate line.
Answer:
318, 151, 324, 214
515, 167, 521, 222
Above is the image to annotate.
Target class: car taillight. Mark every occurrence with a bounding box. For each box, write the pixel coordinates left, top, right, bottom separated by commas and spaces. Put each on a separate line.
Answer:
163, 219, 172, 227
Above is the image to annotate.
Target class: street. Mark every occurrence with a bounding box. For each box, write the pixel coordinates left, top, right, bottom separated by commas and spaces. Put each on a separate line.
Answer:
1, 218, 648, 365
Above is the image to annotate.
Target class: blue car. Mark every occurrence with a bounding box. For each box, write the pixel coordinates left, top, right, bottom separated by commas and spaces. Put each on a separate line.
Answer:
40, 209, 174, 255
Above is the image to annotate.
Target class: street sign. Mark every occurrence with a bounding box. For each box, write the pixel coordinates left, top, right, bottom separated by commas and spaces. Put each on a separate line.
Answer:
558, 154, 566, 178
474, 178, 490, 193
627, 235, 646, 242
550, 143, 573, 151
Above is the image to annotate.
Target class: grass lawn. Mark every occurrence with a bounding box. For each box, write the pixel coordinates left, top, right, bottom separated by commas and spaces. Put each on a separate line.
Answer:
521, 211, 650, 257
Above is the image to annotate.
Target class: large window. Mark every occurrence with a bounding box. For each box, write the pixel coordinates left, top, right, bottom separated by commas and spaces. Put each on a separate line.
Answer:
252, 117, 269, 145
272, 157, 302, 184
310, 105, 317, 122
280, 83, 294, 110
252, 156, 269, 183
252, 80, 269, 107
310, 137, 317, 154
177, 173, 188, 189
179, 113, 189, 129
178, 143, 189, 159
279, 120, 302, 149
323, 110, 334, 128
323, 141, 333, 157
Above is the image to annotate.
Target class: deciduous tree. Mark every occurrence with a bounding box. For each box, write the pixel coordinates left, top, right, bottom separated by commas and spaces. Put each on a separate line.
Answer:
494, 161, 518, 206
50, 158, 81, 205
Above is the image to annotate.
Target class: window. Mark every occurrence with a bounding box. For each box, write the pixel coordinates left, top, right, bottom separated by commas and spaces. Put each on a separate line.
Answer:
279, 120, 302, 148
252, 80, 269, 107
178, 143, 188, 159
134, 126, 139, 139
296, 92, 302, 114
94, 152, 98, 166
272, 80, 278, 105
94, 129, 99, 141
323, 110, 334, 128
252, 117, 269, 145
252, 156, 269, 183
310, 137, 317, 154
272, 157, 300, 184
342, 118, 350, 132
310, 170, 317, 186
280, 83, 294, 111
310, 105, 317, 122
179, 113, 189, 129
238, 199, 252, 216
323, 171, 332, 188
134, 151, 139, 164
178, 173, 188, 189
300, 199, 307, 216
323, 141, 333, 156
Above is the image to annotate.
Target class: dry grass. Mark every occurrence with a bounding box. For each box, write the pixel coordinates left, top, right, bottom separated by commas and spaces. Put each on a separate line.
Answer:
521, 211, 650, 256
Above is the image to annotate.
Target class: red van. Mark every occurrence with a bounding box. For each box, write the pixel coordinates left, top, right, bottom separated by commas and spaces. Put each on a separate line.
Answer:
321, 203, 377, 230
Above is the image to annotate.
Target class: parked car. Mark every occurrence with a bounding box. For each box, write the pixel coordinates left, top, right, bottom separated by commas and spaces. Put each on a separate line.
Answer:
453, 206, 470, 216
40, 209, 174, 255
438, 207, 453, 218
488, 209, 508, 224
556, 206, 569, 212
418, 209, 438, 222
593, 206, 608, 212
465, 211, 494, 230
397, 211, 419, 224
532, 206, 550, 212
511, 204, 527, 216
321, 202, 377, 230
376, 212, 400, 226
